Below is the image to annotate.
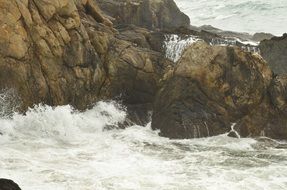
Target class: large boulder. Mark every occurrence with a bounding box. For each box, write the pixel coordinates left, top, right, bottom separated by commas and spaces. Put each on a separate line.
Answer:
152, 42, 273, 139
96, 0, 190, 30
0, 0, 171, 116
237, 74, 287, 139
0, 0, 108, 110
0, 179, 21, 190
259, 33, 287, 74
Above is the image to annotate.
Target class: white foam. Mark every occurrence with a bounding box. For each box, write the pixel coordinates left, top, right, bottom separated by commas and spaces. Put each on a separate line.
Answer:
164, 34, 200, 62
0, 101, 286, 189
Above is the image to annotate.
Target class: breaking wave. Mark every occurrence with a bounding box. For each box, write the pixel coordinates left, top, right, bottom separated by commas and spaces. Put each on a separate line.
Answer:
0, 90, 287, 189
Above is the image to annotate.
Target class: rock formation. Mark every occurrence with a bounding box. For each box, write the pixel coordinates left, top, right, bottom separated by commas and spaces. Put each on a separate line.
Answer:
259, 33, 287, 74
152, 42, 275, 139
96, 0, 190, 30
0, 0, 171, 115
0, 0, 286, 140
0, 179, 21, 190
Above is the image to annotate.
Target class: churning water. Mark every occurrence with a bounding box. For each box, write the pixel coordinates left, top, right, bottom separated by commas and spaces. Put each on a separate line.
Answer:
174, 0, 287, 35
1, 1, 287, 188
0, 94, 287, 189
164, 34, 200, 62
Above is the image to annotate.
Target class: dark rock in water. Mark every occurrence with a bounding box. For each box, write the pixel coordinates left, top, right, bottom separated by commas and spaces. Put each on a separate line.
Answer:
152, 41, 273, 139
117, 103, 153, 129
254, 137, 287, 149
198, 25, 253, 41
252, 33, 274, 42
227, 131, 239, 138
0, 179, 21, 190
125, 104, 152, 126
276, 144, 287, 149
259, 33, 287, 74
96, 0, 190, 30
252, 137, 280, 150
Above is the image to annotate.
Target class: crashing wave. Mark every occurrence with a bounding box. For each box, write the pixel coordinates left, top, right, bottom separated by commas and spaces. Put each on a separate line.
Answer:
163, 34, 200, 62
163, 34, 260, 63
0, 88, 21, 118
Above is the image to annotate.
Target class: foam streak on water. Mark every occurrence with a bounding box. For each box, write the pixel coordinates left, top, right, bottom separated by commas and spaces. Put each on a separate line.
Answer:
174, 0, 287, 35
0, 101, 287, 190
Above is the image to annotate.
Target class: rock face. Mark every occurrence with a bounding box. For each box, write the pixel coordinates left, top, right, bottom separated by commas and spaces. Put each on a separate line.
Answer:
0, 0, 105, 109
96, 0, 190, 30
0, 179, 21, 190
259, 34, 287, 74
252, 32, 274, 42
152, 42, 273, 139
238, 74, 287, 139
0, 0, 170, 114
0, 0, 286, 140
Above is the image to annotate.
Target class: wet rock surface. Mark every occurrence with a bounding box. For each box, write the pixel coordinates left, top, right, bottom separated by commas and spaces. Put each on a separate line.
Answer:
0, 0, 286, 140
0, 179, 21, 190
0, 0, 171, 115
259, 34, 287, 74
152, 42, 275, 139
96, 0, 190, 30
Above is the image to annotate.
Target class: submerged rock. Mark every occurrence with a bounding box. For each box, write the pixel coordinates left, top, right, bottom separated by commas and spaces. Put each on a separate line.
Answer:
252, 32, 274, 42
227, 131, 239, 138
259, 33, 287, 74
0, 179, 21, 190
152, 42, 273, 139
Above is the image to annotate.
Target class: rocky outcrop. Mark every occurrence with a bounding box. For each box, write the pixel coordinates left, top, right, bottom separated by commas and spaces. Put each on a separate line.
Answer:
152, 42, 274, 139
96, 0, 190, 30
0, 0, 171, 116
0, 179, 21, 190
0, 0, 106, 109
0, 0, 286, 139
252, 32, 274, 42
259, 34, 287, 74
236, 74, 287, 139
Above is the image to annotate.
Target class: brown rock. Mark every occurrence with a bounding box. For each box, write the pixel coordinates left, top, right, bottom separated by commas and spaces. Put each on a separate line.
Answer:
0, 0, 172, 127
259, 33, 287, 74
96, 0, 190, 30
152, 42, 273, 139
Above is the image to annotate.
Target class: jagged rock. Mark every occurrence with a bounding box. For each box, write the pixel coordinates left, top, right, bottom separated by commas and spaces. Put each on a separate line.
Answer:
152, 42, 273, 139
0, 179, 21, 190
0, 0, 108, 109
0, 0, 172, 126
259, 33, 287, 74
116, 25, 152, 49
99, 38, 172, 105
96, 0, 190, 30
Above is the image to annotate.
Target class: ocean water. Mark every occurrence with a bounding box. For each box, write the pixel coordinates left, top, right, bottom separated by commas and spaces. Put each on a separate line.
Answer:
1, 1, 287, 189
174, 0, 287, 36
0, 90, 287, 189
